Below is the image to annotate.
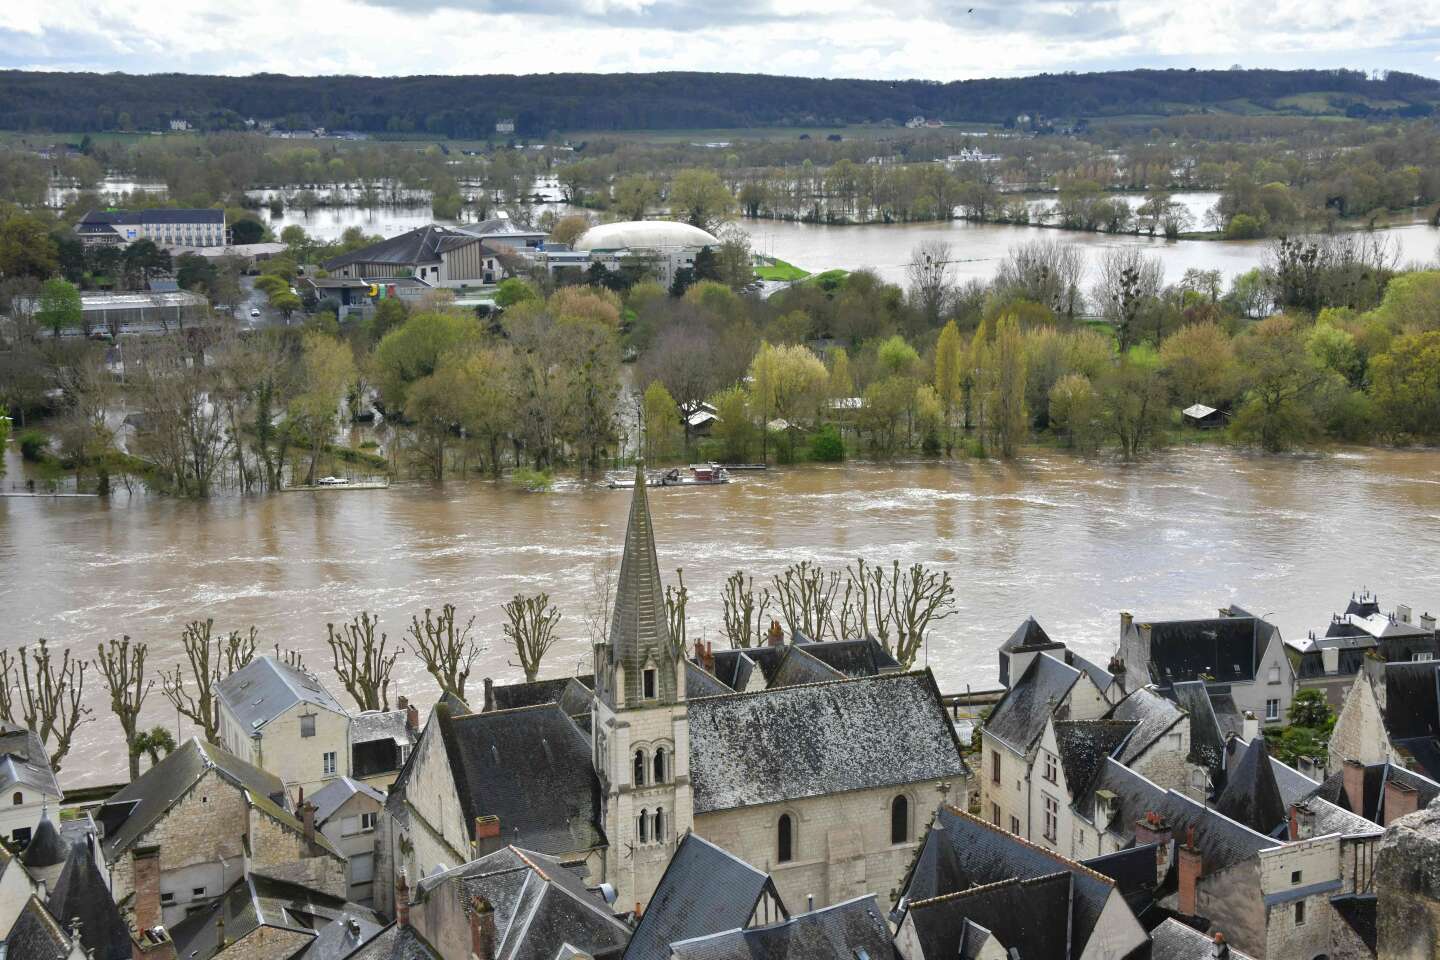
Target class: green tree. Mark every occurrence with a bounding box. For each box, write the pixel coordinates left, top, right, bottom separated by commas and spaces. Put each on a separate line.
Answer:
747, 341, 828, 461
877, 334, 920, 377
231, 218, 265, 244
1048, 373, 1102, 452
710, 386, 757, 463
1369, 330, 1440, 440
36, 278, 82, 337
613, 176, 659, 221
0, 209, 59, 279
1159, 323, 1237, 408
983, 315, 1027, 458
669, 169, 736, 233
642, 380, 682, 462
1232, 315, 1325, 452
292, 332, 356, 484
495, 277, 538, 308
934, 320, 963, 453
1100, 347, 1170, 459
372, 311, 483, 412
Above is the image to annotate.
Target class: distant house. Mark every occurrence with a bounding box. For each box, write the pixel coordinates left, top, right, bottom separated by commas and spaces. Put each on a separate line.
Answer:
1286, 591, 1438, 706
1182, 403, 1226, 428
322, 221, 542, 291
1328, 659, 1440, 781
495, 119, 516, 134
0, 725, 62, 848
349, 703, 417, 789
75, 208, 225, 248
308, 777, 386, 903
216, 655, 353, 795
168, 119, 191, 132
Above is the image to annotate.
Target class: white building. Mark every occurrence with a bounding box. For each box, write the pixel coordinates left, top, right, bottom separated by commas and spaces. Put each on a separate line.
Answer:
572, 220, 720, 289
0, 726, 61, 848
75, 208, 226, 248
216, 656, 353, 797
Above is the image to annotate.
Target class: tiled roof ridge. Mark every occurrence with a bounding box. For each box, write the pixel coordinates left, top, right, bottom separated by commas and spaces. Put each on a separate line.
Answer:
453, 700, 569, 721
940, 803, 1117, 886
908, 870, 1071, 909
509, 845, 553, 884
688, 666, 932, 702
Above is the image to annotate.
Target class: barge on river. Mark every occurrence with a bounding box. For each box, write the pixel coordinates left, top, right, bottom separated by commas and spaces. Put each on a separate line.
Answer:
607, 464, 731, 489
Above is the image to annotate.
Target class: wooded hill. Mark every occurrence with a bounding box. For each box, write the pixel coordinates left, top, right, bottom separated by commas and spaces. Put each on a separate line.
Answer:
2, 67, 1436, 137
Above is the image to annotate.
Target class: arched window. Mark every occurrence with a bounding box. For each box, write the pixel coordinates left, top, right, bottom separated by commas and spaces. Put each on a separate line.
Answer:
777, 814, 794, 863
637, 809, 649, 843
654, 808, 665, 843
10, 792, 20, 806
633, 749, 646, 787
891, 795, 910, 844
653, 747, 667, 784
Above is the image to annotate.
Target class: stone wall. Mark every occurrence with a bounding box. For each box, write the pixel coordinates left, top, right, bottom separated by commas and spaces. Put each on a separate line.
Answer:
222, 926, 312, 960
1327, 676, 1392, 773
1377, 798, 1440, 960
246, 805, 346, 898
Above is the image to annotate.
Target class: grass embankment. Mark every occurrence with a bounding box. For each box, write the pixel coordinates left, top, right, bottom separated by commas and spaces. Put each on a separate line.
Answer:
754, 257, 811, 282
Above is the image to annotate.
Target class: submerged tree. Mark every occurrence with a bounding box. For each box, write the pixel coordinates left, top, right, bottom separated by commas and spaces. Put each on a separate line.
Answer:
0, 639, 93, 772
94, 635, 152, 781
504, 593, 563, 683
327, 612, 398, 711
406, 604, 482, 701
721, 571, 772, 649
664, 568, 689, 659
162, 620, 257, 744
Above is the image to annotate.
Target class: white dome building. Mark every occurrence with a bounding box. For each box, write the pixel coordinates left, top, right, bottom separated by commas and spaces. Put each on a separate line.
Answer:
573, 220, 720, 252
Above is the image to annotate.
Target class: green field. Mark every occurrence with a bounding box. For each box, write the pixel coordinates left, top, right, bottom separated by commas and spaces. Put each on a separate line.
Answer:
755, 257, 810, 282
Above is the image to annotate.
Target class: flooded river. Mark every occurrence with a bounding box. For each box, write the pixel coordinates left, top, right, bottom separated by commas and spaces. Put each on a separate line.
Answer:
5, 446, 1440, 784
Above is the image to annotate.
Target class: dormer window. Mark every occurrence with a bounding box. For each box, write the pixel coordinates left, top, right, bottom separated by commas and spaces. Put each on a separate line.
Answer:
643, 667, 657, 700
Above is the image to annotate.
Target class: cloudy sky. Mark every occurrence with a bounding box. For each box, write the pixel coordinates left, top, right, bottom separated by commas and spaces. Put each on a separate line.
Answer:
2, 0, 1438, 80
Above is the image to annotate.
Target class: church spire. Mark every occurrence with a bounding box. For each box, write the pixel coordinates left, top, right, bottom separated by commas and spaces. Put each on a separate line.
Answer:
605, 460, 675, 705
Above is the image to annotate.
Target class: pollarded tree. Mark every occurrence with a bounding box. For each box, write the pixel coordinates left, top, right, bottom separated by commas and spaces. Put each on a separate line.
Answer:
0, 639, 93, 772
665, 569, 688, 660
327, 612, 398, 711
406, 604, 483, 701
772, 561, 841, 642
721, 571, 772, 649
162, 620, 257, 744
94, 635, 152, 781
504, 593, 563, 683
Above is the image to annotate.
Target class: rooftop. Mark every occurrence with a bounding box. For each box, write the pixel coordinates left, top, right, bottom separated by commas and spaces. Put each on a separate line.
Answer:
984, 653, 1081, 754
216, 655, 350, 733
0, 724, 61, 800
668, 894, 892, 960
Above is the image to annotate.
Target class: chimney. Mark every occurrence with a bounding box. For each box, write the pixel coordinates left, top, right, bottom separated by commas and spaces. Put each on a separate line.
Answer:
703, 641, 715, 675
299, 800, 320, 855
1423, 611, 1437, 633
1241, 711, 1260, 741
1211, 931, 1230, 959
397, 694, 409, 712
483, 677, 495, 712
1178, 829, 1203, 916
469, 896, 496, 960
473, 815, 501, 855
1384, 779, 1420, 825
396, 870, 411, 928
1133, 811, 1173, 884
1120, 611, 1133, 635
1288, 804, 1299, 841
693, 640, 706, 664
130, 845, 175, 960
1343, 759, 1367, 817
406, 702, 419, 735
766, 620, 784, 647
1397, 604, 1413, 625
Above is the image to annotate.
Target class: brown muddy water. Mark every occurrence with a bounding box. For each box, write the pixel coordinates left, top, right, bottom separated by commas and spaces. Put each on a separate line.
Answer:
4, 446, 1440, 784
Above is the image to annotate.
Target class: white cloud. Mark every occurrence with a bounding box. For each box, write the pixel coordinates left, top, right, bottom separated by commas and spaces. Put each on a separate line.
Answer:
3, 0, 1438, 78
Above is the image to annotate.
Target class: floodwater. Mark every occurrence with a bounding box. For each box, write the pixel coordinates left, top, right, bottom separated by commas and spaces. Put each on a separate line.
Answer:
5, 445, 1440, 784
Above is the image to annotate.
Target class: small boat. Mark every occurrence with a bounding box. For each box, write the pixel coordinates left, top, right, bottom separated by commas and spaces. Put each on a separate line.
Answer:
717, 463, 768, 471
315, 476, 351, 486
607, 464, 732, 489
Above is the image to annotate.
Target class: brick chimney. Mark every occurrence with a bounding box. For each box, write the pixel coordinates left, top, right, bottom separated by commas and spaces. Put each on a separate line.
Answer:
1133, 811, 1173, 884
703, 641, 715, 675
1178, 828, 1203, 916
130, 846, 175, 960
469, 896, 496, 960
395, 870, 410, 928
1343, 759, 1367, 817
766, 620, 784, 647
483, 677, 495, 712
693, 640, 705, 664
1384, 779, 1420, 825
299, 799, 320, 855
1120, 611, 1133, 635
397, 694, 408, 712
406, 702, 420, 735
1211, 931, 1230, 959
473, 815, 502, 856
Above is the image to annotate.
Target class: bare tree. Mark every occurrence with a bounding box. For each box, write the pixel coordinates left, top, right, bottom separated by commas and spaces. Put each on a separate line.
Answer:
94, 635, 152, 781
772, 561, 842, 642
406, 605, 483, 701
888, 562, 958, 670
581, 556, 618, 648
993, 238, 1086, 319
162, 620, 257, 744
327, 612, 398, 711
273, 643, 306, 670
665, 568, 689, 659
1092, 248, 1163, 352
838, 558, 894, 646
504, 594, 563, 683
907, 240, 955, 327
2, 639, 94, 772
721, 571, 772, 649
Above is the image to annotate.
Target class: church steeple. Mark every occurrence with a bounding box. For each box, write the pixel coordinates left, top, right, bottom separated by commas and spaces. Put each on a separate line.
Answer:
601, 460, 678, 707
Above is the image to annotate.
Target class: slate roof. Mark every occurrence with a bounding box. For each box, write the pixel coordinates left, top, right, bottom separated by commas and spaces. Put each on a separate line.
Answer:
1291, 797, 1379, 837
767, 646, 845, 688
983, 653, 1080, 753
1149, 918, 1257, 960
1082, 844, 1160, 918
98, 737, 289, 861
1054, 720, 1137, 801
623, 833, 781, 960
1330, 895, 1378, 954
21, 817, 65, 870
684, 661, 734, 699
708, 651, 757, 692
905, 873, 1072, 960
217, 655, 350, 733
1107, 688, 1185, 766
309, 776, 386, 827
896, 805, 1118, 955
323, 224, 489, 270
351, 709, 414, 746
435, 703, 604, 855
1077, 760, 1279, 873
1384, 660, 1440, 740
0, 726, 61, 799
1138, 617, 1272, 687
798, 638, 901, 678
297, 908, 388, 960
4, 895, 73, 960
668, 894, 893, 960
604, 461, 677, 706
687, 671, 967, 814
1268, 757, 1319, 808
1307, 762, 1440, 825
1170, 681, 1228, 776
490, 678, 576, 712
47, 835, 131, 960
1001, 616, 1053, 653
1214, 739, 1287, 835
413, 847, 630, 960
80, 208, 224, 225
171, 874, 378, 960
339, 923, 440, 960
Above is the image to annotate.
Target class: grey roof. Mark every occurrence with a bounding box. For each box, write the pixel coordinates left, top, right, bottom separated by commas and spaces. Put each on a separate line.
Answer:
469, 217, 546, 239
708, 651, 757, 692
339, 924, 440, 960
905, 873, 1072, 960
623, 833, 779, 960
97, 737, 289, 861
1054, 720, 1137, 800
1077, 759, 1280, 872
983, 653, 1080, 753
687, 671, 968, 814
1137, 617, 1273, 687
896, 805, 1118, 955
20, 818, 65, 869
684, 661, 734, 699
171, 873, 377, 960
668, 894, 893, 960
298, 908, 388, 960
0, 726, 61, 799
47, 839, 134, 960
1001, 616, 1053, 653
351, 709, 414, 746
217, 655, 350, 733
490, 678, 576, 712
603, 461, 677, 706
1308, 761, 1440, 825
4, 895, 72, 960
1149, 918, 1257, 960
767, 646, 845, 688
1082, 843, 1161, 917
796, 638, 901, 678
414, 847, 630, 960
1107, 688, 1185, 766
1292, 796, 1380, 837
1215, 739, 1287, 835
80, 208, 224, 225
323, 224, 491, 270
1268, 757, 1319, 808
434, 703, 604, 855
1170, 681, 1228, 775
309, 776, 386, 827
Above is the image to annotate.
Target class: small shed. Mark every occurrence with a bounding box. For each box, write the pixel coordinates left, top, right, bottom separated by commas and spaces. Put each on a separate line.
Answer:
1182, 403, 1226, 429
